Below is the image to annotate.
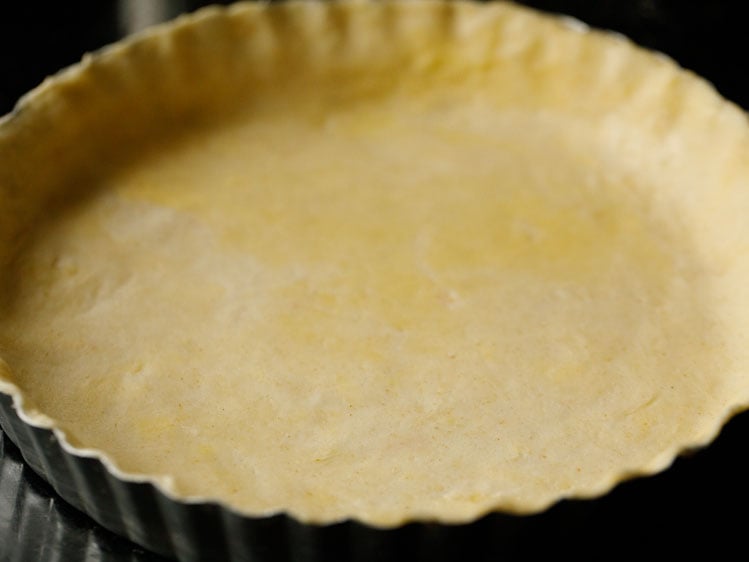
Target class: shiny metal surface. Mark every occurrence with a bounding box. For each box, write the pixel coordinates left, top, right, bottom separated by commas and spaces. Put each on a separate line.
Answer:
0, 430, 164, 562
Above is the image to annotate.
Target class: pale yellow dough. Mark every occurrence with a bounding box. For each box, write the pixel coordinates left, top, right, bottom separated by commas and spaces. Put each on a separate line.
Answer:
2, 1, 749, 526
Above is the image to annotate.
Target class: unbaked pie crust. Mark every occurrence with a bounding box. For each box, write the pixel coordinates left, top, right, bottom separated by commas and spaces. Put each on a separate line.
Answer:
1, 0, 749, 527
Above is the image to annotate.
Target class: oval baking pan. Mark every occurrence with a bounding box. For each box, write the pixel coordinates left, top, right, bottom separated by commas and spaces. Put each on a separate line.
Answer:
1, 1, 749, 561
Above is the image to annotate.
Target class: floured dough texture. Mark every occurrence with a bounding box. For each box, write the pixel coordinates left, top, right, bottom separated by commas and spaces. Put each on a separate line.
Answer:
1, 1, 749, 526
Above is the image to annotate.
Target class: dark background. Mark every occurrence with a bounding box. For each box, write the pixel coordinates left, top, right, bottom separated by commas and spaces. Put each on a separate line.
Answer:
1, 1, 749, 560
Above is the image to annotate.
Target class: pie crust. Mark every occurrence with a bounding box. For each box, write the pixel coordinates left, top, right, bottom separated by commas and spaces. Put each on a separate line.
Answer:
1, 0, 749, 528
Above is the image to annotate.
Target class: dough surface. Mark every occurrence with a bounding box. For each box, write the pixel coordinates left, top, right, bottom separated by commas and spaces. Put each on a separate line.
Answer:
1, 1, 749, 526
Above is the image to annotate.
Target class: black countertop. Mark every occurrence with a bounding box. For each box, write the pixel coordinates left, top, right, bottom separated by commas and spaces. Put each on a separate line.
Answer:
1, 1, 749, 560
